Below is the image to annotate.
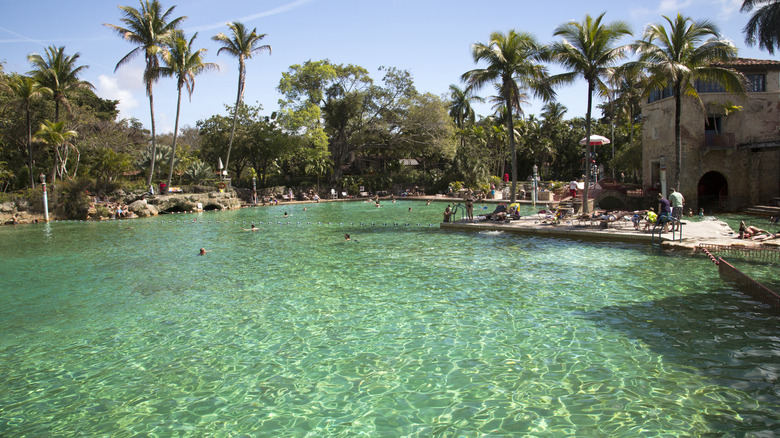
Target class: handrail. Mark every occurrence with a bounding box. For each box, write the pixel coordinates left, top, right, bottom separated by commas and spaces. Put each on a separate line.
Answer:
696, 243, 780, 264
651, 215, 682, 245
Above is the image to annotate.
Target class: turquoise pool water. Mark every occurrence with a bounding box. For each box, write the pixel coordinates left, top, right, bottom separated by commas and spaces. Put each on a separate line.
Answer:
1, 200, 778, 436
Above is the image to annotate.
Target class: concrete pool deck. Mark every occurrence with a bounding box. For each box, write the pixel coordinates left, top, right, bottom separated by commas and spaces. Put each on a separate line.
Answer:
440, 214, 780, 252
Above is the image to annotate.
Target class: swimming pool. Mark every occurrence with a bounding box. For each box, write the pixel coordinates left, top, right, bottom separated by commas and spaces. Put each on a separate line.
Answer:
1, 200, 778, 436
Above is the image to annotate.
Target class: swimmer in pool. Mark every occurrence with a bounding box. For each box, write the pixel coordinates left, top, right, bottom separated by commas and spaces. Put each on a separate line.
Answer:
198, 248, 211, 255
242, 224, 258, 231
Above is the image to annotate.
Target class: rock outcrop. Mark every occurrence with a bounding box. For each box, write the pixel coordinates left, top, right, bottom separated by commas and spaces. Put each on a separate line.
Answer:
144, 191, 242, 213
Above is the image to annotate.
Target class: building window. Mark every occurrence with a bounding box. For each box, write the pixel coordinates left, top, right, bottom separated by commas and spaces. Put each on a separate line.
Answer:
648, 85, 674, 103
705, 116, 722, 133
695, 80, 725, 93
746, 74, 766, 92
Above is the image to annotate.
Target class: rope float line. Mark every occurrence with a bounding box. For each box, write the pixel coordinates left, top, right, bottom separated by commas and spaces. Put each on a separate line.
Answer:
696, 243, 780, 264
697, 244, 779, 311
700, 247, 720, 265
51, 219, 437, 227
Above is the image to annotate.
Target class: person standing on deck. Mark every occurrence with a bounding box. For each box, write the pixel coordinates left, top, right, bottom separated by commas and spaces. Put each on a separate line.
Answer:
668, 188, 684, 232
658, 194, 672, 233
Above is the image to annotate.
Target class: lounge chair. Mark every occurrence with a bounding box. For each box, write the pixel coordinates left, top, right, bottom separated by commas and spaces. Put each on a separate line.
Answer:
598, 211, 631, 228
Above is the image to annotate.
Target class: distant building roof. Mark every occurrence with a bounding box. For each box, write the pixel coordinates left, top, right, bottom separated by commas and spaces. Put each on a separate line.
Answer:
713, 57, 780, 71
399, 158, 419, 166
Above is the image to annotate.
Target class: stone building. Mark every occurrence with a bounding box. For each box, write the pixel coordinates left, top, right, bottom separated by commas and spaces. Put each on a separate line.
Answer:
641, 58, 780, 212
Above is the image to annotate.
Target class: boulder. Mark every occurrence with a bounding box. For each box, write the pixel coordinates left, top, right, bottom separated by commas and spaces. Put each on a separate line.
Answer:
15, 198, 29, 211
128, 199, 158, 217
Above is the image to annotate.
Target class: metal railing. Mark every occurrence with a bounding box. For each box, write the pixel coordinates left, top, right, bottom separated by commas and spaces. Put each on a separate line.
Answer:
697, 243, 780, 264
651, 216, 682, 244
704, 132, 736, 149
718, 257, 780, 310
698, 246, 779, 311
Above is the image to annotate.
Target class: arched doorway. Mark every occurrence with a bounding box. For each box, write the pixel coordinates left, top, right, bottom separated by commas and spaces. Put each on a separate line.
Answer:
697, 171, 728, 213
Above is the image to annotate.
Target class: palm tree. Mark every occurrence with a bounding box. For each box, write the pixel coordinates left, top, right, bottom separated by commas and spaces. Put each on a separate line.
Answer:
27, 46, 92, 122
741, 0, 780, 54
448, 84, 484, 157
636, 13, 744, 190
104, 0, 186, 187
448, 84, 483, 129
6, 74, 51, 188
33, 120, 78, 183
160, 31, 218, 189
549, 12, 633, 213
462, 30, 552, 202
541, 102, 567, 124
212, 22, 271, 180
600, 64, 646, 165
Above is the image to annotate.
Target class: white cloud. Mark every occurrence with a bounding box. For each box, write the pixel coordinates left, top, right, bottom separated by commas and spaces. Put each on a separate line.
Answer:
658, 0, 695, 14
96, 74, 139, 120
715, 0, 743, 20
156, 113, 174, 136
193, 0, 315, 31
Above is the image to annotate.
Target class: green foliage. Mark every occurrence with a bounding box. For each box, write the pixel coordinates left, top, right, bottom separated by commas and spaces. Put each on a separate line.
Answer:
95, 205, 111, 218
278, 61, 454, 182
51, 178, 91, 219
184, 160, 213, 184
88, 147, 132, 182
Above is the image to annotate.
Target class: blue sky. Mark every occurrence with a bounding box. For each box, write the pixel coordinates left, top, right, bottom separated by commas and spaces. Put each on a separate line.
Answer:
0, 0, 770, 134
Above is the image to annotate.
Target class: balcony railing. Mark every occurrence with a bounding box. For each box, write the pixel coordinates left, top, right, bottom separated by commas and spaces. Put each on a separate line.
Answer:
703, 132, 736, 149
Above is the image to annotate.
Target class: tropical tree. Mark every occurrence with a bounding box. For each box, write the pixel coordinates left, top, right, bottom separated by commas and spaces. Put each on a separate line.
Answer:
6, 74, 51, 187
741, 0, 780, 54
27, 45, 92, 123
549, 12, 633, 213
33, 120, 78, 182
636, 13, 744, 190
212, 21, 271, 179
541, 102, 567, 124
104, 0, 186, 187
462, 30, 552, 202
448, 84, 483, 130
184, 160, 213, 184
160, 31, 218, 188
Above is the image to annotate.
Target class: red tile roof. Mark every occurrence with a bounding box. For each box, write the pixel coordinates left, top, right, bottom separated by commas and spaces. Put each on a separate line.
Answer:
713, 57, 780, 70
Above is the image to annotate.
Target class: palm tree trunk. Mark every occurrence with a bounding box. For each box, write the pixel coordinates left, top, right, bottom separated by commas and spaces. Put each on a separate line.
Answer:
26, 105, 34, 188
582, 82, 594, 214
508, 114, 517, 203
167, 86, 183, 188
146, 89, 158, 187
224, 67, 244, 179
50, 143, 58, 184
674, 83, 682, 191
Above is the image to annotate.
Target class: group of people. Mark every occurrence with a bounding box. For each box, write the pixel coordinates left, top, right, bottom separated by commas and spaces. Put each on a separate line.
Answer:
654, 188, 685, 233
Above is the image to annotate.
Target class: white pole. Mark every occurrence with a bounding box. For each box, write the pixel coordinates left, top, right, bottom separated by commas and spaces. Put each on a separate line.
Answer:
532, 164, 538, 208
40, 174, 49, 222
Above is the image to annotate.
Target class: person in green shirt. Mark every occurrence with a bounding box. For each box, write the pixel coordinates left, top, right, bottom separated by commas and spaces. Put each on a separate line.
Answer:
668, 188, 684, 232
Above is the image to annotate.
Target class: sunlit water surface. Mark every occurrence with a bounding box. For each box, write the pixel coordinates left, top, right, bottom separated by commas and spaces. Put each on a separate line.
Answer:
1, 201, 778, 436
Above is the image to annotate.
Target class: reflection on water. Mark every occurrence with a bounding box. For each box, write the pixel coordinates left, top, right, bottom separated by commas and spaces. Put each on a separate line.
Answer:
0, 201, 778, 436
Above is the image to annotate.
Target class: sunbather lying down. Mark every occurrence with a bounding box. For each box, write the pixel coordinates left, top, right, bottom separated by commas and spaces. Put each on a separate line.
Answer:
485, 204, 507, 221
738, 220, 770, 239
753, 232, 780, 241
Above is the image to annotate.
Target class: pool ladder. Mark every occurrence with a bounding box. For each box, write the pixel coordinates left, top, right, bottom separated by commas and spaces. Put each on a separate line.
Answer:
651, 217, 682, 245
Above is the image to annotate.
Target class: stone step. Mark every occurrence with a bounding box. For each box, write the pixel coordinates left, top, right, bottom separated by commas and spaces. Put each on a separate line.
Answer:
743, 205, 780, 217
